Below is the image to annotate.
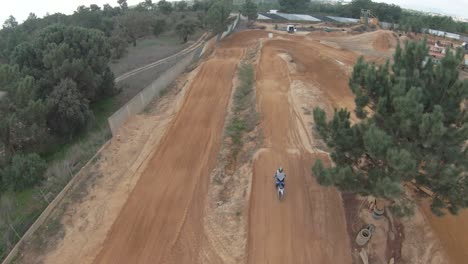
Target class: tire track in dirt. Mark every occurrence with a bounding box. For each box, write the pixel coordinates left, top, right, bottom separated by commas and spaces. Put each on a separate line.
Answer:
93, 45, 243, 263
247, 39, 353, 264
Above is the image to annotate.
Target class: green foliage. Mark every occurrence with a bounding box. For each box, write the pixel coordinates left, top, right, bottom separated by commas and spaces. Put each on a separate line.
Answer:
46, 79, 92, 137
109, 27, 129, 59
192, 0, 215, 12
3, 16, 18, 29
228, 64, 255, 155
312, 40, 468, 215
279, 0, 308, 13
0, 71, 48, 161
389, 199, 415, 218
3, 153, 46, 191
158, 0, 174, 15
400, 12, 468, 34
175, 1, 188, 11
118, 10, 153, 46
206, 0, 232, 34
175, 20, 198, 43
152, 19, 167, 36
242, 0, 258, 21
118, 0, 129, 11
11, 24, 114, 101
0, 24, 114, 161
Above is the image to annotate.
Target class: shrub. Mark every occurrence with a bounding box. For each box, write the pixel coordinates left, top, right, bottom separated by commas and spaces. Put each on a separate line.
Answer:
3, 153, 46, 191
152, 19, 167, 36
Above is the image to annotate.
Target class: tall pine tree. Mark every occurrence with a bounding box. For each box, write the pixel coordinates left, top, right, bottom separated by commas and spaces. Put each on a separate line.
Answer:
313, 40, 468, 215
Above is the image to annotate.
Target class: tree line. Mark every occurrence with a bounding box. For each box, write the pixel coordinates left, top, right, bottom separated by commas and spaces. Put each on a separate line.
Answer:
313, 41, 468, 216
0, 0, 237, 196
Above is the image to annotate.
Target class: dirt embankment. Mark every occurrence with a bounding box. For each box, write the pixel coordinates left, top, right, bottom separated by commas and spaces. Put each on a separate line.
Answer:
308, 30, 398, 59
372, 31, 397, 51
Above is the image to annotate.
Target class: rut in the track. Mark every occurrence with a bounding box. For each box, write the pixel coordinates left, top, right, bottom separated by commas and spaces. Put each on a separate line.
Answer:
93, 48, 243, 264
247, 39, 352, 264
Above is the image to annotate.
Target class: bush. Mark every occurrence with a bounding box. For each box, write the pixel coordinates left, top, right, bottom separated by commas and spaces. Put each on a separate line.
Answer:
389, 199, 415, 218
152, 19, 167, 36
109, 33, 129, 60
3, 153, 46, 191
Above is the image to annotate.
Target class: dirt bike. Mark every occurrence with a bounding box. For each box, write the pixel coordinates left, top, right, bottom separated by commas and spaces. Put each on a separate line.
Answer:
276, 181, 285, 201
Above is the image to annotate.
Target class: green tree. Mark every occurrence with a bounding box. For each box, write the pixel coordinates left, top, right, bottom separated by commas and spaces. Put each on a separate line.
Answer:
192, 0, 214, 12
312, 40, 468, 216
46, 79, 92, 137
0, 68, 48, 158
109, 26, 130, 59
118, 10, 153, 46
2, 16, 18, 29
11, 25, 114, 101
144, 0, 154, 10
176, 20, 197, 43
278, 0, 308, 13
3, 153, 46, 191
242, 0, 258, 21
158, 0, 173, 15
175, 1, 188, 11
206, 0, 232, 34
152, 19, 167, 36
118, 0, 129, 11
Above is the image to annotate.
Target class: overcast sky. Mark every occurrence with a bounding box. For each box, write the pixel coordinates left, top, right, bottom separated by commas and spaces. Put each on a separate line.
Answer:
1, 0, 468, 25
377, 0, 468, 18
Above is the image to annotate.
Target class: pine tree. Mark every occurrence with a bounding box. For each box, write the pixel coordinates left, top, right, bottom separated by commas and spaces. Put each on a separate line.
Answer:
313, 40, 468, 216
242, 0, 258, 22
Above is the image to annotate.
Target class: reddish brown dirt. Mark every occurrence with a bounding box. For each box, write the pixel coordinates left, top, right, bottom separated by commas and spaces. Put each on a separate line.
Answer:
92, 40, 244, 263
372, 31, 397, 51
247, 38, 354, 264
422, 205, 468, 264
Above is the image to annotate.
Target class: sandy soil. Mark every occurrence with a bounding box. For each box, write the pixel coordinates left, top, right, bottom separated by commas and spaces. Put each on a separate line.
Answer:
310, 30, 398, 59
401, 205, 448, 264
92, 36, 245, 264
422, 205, 468, 264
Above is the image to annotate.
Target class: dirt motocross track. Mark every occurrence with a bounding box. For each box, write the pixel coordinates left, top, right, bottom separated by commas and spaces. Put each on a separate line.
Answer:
93, 46, 243, 263
248, 39, 355, 264
90, 30, 356, 264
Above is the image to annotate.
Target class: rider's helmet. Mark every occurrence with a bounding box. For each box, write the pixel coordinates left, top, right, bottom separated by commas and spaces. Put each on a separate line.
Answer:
278, 167, 283, 173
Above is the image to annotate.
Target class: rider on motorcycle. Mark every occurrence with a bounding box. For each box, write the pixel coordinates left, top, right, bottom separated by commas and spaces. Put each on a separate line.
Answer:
274, 167, 286, 188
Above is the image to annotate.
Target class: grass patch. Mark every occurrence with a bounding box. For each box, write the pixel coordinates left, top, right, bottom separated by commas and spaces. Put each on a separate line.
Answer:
135, 35, 180, 48
159, 87, 169, 97
227, 64, 255, 157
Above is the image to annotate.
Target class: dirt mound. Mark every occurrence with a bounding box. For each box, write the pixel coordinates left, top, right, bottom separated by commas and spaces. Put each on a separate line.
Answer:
372, 31, 397, 51
307, 30, 347, 38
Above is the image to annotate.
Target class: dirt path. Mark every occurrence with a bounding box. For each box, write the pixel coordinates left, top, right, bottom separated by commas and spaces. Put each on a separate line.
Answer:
247, 38, 353, 264
92, 41, 243, 263
422, 205, 468, 264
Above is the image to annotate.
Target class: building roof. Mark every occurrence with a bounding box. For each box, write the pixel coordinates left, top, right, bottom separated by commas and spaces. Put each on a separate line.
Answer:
0, 91, 6, 100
